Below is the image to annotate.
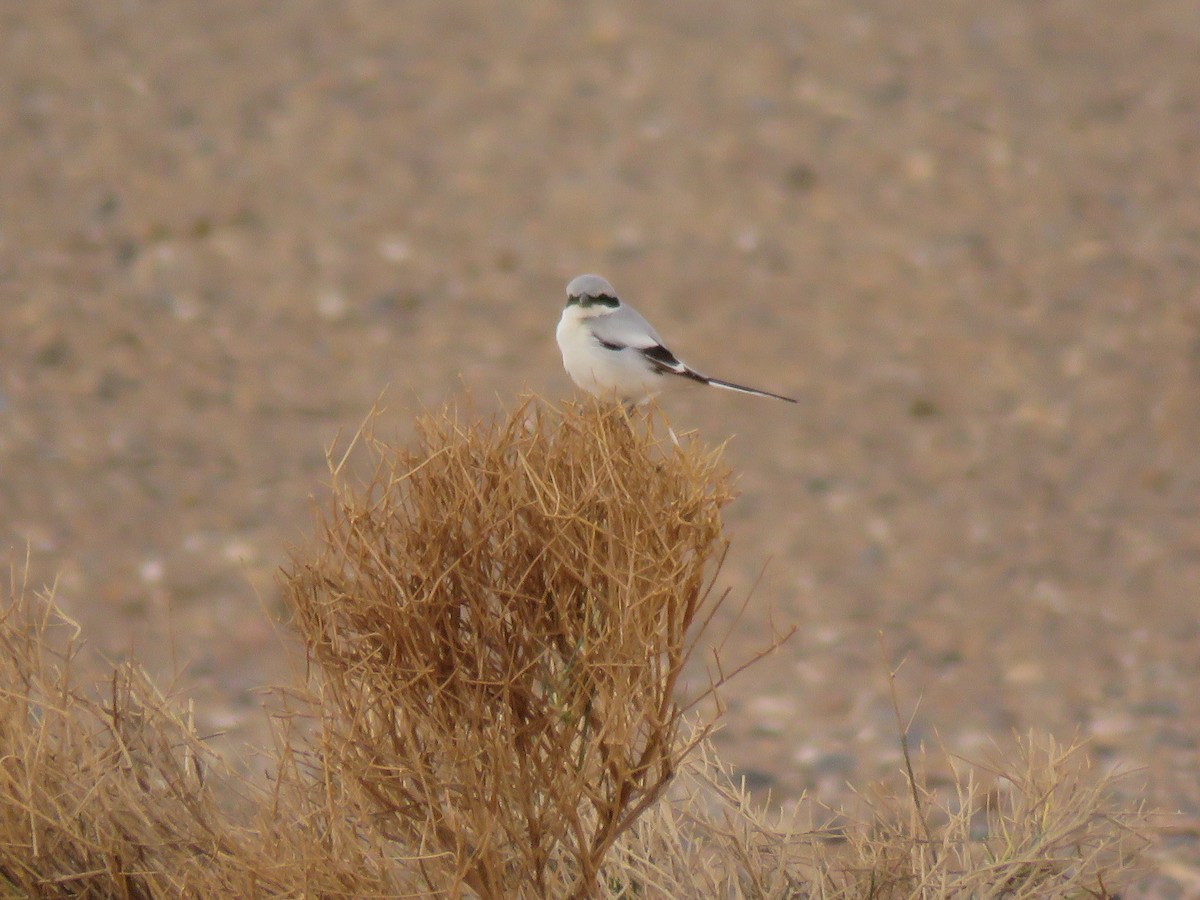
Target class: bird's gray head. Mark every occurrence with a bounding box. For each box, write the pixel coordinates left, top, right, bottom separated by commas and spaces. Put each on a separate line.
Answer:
565, 274, 621, 309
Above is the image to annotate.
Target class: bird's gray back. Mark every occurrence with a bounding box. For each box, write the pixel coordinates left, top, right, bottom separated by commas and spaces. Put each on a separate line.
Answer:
588, 302, 664, 350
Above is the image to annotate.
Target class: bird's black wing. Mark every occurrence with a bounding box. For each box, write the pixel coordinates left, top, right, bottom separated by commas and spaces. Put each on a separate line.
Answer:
640, 344, 708, 383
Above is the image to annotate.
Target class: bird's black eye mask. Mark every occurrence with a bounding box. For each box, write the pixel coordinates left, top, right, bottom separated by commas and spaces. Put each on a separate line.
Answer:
567, 293, 620, 309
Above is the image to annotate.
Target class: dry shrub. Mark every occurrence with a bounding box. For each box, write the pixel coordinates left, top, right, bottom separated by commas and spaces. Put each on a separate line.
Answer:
281, 397, 736, 897
0, 397, 1152, 898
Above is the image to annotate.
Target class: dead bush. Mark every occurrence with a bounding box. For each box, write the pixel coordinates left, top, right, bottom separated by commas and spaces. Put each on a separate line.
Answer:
281, 397, 736, 897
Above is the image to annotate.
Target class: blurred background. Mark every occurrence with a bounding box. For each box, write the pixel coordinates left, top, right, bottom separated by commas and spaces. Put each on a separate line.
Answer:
3, 2, 1198, 892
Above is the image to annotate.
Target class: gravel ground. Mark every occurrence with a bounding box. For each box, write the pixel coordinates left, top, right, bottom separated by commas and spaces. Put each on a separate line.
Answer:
3, 2, 1198, 894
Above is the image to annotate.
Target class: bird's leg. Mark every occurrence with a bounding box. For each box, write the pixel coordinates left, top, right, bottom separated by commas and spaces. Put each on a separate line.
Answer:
620, 398, 680, 447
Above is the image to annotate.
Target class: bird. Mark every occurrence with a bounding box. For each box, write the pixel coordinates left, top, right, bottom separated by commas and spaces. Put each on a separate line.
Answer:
556, 274, 797, 407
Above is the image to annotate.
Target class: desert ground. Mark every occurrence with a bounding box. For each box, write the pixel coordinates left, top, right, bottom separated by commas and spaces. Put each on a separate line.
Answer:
3, 2, 1198, 894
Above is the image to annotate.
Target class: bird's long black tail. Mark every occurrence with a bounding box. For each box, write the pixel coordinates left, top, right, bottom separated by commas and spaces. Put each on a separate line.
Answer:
642, 345, 797, 403
702, 375, 797, 403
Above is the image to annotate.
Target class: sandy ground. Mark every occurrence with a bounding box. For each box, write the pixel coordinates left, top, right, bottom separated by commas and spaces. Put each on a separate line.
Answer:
3, 2, 1199, 894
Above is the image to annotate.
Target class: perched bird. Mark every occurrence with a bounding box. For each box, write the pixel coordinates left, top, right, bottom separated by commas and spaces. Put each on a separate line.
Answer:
556, 274, 797, 407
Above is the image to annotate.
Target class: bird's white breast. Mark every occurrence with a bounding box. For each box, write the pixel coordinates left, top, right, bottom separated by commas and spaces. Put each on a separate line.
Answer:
556, 308, 662, 402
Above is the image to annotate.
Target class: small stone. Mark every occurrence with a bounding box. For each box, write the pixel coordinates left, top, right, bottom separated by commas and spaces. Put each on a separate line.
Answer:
378, 235, 412, 263
316, 289, 347, 320
139, 558, 165, 584
783, 163, 818, 192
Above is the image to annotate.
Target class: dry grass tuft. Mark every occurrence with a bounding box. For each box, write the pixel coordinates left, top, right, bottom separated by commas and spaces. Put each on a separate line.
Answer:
814, 735, 1149, 898
0, 562, 245, 896
0, 397, 1152, 898
600, 729, 1147, 898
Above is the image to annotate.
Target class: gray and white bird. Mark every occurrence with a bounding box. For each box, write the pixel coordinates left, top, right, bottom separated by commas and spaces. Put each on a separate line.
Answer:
556, 274, 797, 407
